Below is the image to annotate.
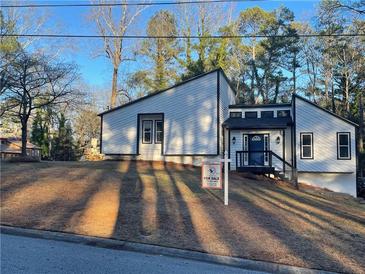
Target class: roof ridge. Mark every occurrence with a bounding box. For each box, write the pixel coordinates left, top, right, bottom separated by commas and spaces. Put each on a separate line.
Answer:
98, 68, 222, 116
293, 94, 358, 127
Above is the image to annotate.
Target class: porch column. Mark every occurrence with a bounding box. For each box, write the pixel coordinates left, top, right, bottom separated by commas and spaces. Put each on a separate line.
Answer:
283, 129, 286, 173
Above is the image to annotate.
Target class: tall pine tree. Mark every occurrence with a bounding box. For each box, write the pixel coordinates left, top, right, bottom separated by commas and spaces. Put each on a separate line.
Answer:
30, 110, 50, 159
52, 113, 77, 161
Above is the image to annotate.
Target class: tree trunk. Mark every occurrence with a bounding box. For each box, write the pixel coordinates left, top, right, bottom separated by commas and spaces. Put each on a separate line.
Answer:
21, 121, 27, 156
359, 92, 364, 154
252, 62, 263, 104
331, 79, 336, 113
344, 75, 350, 113
111, 67, 118, 108
273, 78, 280, 103
250, 43, 256, 104
250, 63, 255, 104
292, 55, 296, 95
155, 39, 165, 90
324, 73, 329, 106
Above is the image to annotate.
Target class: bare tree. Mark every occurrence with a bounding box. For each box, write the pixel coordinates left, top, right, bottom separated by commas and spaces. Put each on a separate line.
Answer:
325, 0, 365, 14
74, 108, 100, 151
91, 0, 146, 108
1, 51, 80, 156
3, 6, 49, 51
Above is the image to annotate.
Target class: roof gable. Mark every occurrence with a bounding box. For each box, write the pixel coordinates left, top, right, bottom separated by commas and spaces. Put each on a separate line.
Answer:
293, 94, 358, 127
98, 68, 233, 116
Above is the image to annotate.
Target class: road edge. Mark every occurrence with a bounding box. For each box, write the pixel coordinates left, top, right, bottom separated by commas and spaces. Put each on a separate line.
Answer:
0, 225, 334, 274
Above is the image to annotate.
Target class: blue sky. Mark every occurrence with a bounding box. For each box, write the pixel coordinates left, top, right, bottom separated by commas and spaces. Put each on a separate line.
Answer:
23, 0, 321, 89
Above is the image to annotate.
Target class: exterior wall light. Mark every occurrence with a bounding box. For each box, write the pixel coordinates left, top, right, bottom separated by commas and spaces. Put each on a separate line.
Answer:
232, 136, 236, 145
276, 136, 281, 144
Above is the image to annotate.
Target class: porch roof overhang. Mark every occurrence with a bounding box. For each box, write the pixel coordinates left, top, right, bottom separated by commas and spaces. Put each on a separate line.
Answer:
223, 117, 292, 129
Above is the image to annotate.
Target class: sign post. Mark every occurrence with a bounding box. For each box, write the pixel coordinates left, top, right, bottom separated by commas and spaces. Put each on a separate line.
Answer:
221, 151, 231, 206
201, 151, 230, 205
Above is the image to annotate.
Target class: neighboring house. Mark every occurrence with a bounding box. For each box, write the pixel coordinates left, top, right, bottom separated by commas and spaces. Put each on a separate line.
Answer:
0, 137, 41, 159
99, 68, 358, 197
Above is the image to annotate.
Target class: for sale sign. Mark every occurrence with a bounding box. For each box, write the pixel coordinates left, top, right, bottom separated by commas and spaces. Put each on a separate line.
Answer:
201, 162, 222, 189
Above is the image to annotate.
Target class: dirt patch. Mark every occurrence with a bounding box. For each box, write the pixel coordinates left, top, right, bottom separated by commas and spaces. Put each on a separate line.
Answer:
1, 161, 365, 273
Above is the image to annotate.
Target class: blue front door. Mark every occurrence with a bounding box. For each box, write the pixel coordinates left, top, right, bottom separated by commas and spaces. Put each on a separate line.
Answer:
248, 134, 265, 165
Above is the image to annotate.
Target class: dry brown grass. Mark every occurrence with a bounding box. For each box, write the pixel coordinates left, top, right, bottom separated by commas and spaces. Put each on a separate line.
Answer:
1, 160, 365, 273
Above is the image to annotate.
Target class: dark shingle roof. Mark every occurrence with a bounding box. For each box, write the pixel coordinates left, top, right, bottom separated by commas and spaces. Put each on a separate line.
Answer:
223, 117, 292, 129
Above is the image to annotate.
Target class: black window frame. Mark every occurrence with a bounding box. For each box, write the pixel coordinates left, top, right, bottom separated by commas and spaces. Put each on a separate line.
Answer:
229, 111, 242, 118
337, 132, 351, 160
261, 111, 274, 118
155, 120, 163, 144
277, 110, 290, 118
142, 120, 153, 144
300, 132, 314, 160
245, 111, 257, 119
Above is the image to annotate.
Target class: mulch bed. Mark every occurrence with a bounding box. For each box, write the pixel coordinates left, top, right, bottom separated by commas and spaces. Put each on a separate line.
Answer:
1, 161, 365, 273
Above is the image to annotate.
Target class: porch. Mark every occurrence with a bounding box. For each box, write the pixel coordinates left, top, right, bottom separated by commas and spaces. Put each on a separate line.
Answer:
235, 150, 295, 181
223, 115, 295, 180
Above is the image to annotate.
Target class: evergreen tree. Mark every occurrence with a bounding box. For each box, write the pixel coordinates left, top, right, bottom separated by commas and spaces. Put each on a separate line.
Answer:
30, 110, 50, 159
52, 113, 77, 161
136, 10, 180, 92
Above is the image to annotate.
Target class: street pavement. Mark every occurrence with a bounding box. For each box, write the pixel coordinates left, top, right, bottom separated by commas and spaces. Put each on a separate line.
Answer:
1, 234, 267, 274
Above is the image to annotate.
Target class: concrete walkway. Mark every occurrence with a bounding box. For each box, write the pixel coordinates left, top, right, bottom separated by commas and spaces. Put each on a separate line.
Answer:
1, 234, 265, 274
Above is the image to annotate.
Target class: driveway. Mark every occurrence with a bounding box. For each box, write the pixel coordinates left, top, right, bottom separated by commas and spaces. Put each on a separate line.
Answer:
1, 161, 365, 273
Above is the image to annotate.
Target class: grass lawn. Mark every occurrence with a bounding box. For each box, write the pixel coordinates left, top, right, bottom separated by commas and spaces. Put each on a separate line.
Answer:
1, 160, 365, 273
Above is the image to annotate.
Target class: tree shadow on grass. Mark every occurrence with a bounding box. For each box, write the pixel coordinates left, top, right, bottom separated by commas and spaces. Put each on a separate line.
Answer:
2, 161, 364, 273
248, 183, 365, 226
1, 168, 106, 231
224, 176, 365, 273
160, 166, 365, 273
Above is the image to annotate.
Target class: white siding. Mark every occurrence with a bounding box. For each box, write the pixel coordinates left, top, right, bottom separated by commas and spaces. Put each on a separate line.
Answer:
219, 71, 236, 122
105, 154, 221, 167
102, 71, 218, 155
229, 130, 242, 170
219, 71, 236, 154
295, 97, 356, 173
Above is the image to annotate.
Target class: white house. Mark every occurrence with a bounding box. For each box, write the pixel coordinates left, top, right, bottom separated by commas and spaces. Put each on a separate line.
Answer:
99, 68, 359, 197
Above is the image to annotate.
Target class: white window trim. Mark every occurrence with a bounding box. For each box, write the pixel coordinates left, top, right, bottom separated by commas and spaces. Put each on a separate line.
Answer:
243, 134, 248, 166
300, 133, 313, 159
142, 120, 153, 144
337, 132, 351, 160
155, 120, 163, 144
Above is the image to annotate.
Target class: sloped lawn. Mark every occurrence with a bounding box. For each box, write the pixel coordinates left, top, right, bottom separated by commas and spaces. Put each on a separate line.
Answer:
1, 161, 365, 273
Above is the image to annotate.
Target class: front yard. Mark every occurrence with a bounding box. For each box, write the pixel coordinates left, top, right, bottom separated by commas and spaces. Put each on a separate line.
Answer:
1, 160, 365, 273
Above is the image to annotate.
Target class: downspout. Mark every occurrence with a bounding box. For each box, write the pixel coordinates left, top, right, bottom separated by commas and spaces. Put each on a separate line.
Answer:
292, 95, 298, 188
99, 115, 103, 154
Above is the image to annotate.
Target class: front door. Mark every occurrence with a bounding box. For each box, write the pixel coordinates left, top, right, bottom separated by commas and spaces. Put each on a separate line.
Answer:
248, 134, 265, 165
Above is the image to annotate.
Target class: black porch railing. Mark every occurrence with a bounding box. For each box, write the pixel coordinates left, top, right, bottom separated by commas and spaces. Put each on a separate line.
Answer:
236, 150, 296, 181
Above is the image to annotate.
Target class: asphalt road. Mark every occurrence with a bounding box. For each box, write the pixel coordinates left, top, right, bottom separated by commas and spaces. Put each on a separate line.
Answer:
1, 234, 267, 274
